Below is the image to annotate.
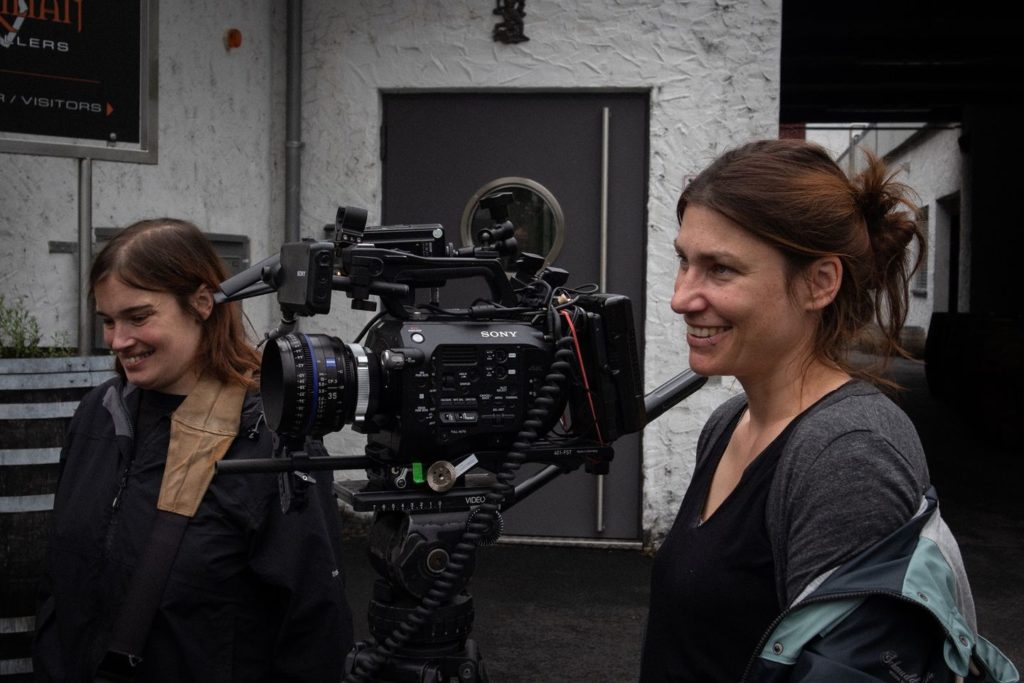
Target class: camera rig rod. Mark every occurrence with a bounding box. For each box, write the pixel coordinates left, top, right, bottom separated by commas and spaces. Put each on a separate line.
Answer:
216, 455, 375, 474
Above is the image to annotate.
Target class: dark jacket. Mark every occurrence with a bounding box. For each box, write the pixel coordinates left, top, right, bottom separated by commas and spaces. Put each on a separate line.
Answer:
32, 377, 355, 682
743, 488, 1018, 683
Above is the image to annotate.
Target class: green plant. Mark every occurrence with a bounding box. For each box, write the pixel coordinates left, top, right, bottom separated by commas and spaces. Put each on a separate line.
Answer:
0, 295, 75, 358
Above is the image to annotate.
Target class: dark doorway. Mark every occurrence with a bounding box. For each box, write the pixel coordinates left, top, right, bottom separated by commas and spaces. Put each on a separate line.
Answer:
381, 91, 649, 541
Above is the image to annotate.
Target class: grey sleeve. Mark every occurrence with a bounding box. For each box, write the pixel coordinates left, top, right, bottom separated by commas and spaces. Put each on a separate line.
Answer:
770, 428, 926, 605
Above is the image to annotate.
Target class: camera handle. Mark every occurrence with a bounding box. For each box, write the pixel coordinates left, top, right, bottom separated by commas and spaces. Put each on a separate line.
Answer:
340, 247, 518, 317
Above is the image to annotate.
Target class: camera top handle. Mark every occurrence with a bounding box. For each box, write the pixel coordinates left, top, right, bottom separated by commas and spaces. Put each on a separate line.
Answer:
214, 242, 518, 320
339, 245, 518, 318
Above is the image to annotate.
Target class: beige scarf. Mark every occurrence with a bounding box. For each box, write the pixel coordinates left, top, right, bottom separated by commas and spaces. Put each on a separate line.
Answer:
157, 372, 248, 517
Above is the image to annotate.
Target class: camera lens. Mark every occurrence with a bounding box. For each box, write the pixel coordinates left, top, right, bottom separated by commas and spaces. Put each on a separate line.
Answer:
261, 333, 379, 437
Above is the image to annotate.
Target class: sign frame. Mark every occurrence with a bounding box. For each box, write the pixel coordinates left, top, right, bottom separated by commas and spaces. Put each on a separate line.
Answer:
0, 0, 159, 164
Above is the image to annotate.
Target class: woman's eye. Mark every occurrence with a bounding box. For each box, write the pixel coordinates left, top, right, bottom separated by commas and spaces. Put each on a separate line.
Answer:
131, 315, 149, 326
100, 318, 114, 329
711, 263, 733, 276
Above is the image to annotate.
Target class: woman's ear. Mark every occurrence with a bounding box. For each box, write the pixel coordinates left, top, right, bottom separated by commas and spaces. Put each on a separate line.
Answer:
803, 256, 842, 311
191, 284, 215, 321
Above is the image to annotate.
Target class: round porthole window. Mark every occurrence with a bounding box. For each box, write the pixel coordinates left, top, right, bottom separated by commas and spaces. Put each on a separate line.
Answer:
460, 177, 565, 270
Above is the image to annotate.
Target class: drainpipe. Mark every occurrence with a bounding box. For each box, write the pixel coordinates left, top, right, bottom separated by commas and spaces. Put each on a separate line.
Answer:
78, 158, 93, 354
284, 0, 303, 242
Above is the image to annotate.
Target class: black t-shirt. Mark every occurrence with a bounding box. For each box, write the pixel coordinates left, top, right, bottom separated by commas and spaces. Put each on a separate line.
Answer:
639, 409, 803, 683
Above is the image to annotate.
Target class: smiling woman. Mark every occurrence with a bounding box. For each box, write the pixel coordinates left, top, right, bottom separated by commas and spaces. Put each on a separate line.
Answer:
639, 139, 1014, 682
670, 204, 833, 386
32, 219, 356, 682
93, 278, 208, 396
88, 219, 257, 391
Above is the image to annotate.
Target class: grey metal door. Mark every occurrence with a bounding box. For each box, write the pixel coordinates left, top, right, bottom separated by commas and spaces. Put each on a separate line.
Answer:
382, 91, 648, 541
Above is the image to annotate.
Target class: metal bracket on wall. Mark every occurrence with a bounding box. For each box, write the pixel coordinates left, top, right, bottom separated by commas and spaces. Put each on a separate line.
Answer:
492, 0, 528, 44
48, 241, 78, 254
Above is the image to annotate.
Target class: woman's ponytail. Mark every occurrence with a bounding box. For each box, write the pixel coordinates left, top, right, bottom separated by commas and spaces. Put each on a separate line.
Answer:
851, 151, 925, 360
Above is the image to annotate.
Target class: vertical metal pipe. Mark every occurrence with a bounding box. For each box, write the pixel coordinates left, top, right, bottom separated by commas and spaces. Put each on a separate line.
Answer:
599, 107, 610, 292
595, 107, 611, 534
78, 158, 93, 355
284, 0, 303, 242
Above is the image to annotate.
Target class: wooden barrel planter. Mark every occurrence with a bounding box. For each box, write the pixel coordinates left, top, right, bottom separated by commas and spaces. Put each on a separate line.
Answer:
0, 356, 114, 681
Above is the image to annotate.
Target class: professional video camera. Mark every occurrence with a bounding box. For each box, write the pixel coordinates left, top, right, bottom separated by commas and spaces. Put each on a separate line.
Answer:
215, 203, 705, 682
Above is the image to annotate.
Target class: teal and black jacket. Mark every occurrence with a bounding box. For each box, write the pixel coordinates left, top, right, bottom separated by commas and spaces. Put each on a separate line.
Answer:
743, 488, 1018, 682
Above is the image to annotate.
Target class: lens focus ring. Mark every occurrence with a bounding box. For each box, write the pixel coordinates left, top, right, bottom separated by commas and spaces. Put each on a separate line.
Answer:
261, 333, 378, 438
348, 343, 371, 425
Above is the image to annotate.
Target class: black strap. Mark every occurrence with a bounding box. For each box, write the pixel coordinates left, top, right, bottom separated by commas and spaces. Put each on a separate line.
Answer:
96, 510, 190, 678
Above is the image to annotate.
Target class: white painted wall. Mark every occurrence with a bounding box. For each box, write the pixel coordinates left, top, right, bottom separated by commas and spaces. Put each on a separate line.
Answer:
0, 0, 283, 344
0, 0, 783, 545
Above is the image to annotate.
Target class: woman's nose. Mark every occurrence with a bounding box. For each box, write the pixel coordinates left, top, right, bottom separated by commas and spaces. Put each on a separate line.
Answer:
106, 323, 132, 350
670, 269, 704, 315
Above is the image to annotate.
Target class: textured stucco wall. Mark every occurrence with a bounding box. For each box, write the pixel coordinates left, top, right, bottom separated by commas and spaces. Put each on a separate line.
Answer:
0, 0, 283, 344
299, 0, 781, 544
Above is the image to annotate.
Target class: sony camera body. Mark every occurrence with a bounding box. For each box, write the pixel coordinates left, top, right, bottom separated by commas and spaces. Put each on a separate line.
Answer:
220, 206, 646, 485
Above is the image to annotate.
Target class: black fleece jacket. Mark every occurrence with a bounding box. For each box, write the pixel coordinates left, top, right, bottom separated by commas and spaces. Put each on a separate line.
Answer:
32, 377, 354, 682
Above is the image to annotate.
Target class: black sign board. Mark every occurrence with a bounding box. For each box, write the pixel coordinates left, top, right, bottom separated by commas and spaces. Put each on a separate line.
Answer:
0, 0, 156, 162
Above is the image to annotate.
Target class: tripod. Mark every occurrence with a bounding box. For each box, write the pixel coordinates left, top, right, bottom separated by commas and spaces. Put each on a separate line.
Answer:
335, 440, 619, 683
343, 507, 491, 683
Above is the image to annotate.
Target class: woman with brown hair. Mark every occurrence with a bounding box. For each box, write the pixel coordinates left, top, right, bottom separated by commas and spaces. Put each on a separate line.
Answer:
640, 140, 1014, 681
33, 219, 354, 682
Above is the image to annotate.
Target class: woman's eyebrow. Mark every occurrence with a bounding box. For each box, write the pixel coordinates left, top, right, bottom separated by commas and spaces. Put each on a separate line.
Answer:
96, 304, 155, 318
674, 242, 736, 263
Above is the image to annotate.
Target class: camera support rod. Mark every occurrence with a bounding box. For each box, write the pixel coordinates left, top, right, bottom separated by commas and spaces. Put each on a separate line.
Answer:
643, 369, 707, 422
508, 369, 706, 508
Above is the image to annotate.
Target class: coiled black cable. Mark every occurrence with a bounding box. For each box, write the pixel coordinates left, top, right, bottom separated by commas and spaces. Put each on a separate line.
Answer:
344, 313, 576, 683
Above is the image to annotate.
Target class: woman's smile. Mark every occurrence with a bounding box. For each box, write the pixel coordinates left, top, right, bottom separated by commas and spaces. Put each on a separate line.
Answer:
686, 324, 731, 347
120, 348, 155, 368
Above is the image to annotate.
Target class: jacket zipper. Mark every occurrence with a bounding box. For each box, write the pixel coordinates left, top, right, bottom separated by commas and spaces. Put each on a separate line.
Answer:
105, 387, 136, 553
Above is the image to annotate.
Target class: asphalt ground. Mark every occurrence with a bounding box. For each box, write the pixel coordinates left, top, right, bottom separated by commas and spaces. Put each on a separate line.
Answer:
338, 357, 1022, 681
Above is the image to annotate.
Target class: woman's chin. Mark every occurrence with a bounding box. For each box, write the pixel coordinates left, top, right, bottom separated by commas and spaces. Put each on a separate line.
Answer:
685, 355, 717, 378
